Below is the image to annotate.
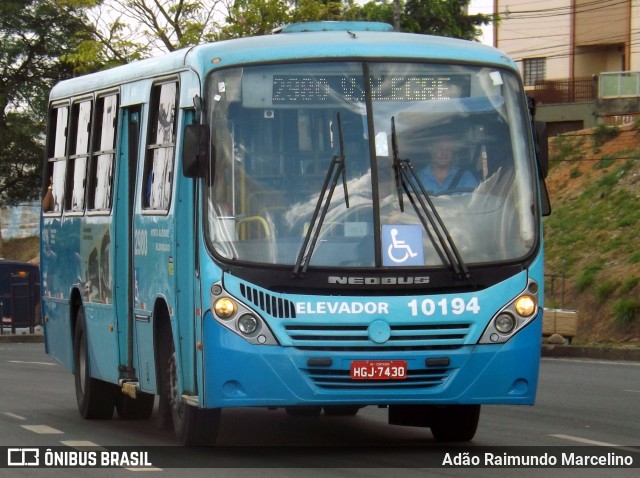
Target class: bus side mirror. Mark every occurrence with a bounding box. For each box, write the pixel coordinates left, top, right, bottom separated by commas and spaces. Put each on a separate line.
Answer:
534, 121, 549, 179
183, 124, 210, 178
534, 121, 551, 216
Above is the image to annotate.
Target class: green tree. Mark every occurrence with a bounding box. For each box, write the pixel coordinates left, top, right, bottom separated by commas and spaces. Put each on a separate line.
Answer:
112, 0, 226, 50
344, 0, 394, 25
0, 0, 92, 208
220, 0, 290, 38
403, 0, 491, 39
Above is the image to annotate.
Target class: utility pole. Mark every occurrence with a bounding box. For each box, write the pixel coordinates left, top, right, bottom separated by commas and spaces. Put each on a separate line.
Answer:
0, 214, 4, 258
393, 0, 401, 31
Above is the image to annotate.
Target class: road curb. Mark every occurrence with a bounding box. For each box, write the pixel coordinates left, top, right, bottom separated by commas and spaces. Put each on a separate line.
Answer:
542, 344, 640, 362
0, 334, 44, 343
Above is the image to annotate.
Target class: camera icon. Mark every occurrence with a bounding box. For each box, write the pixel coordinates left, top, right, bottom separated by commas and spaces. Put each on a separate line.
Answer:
7, 448, 40, 466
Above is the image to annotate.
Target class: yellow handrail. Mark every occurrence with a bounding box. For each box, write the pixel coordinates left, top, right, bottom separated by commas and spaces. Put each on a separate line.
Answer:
237, 216, 271, 239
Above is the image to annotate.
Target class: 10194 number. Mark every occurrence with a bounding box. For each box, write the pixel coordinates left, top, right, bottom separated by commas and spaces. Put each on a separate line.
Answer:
407, 297, 480, 317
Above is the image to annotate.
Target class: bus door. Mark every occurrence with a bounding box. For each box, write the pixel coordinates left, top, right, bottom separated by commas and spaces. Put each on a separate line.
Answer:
113, 105, 155, 390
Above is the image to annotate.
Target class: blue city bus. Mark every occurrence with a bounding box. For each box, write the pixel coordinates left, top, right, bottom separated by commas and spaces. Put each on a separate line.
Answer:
41, 21, 550, 445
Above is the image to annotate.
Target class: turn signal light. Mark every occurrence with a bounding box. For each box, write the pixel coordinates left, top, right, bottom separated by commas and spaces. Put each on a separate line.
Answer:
515, 296, 536, 317
214, 297, 237, 319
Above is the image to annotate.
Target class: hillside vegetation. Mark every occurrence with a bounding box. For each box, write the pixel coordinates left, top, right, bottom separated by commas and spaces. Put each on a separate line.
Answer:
2, 124, 639, 345
0, 236, 39, 263
545, 122, 640, 345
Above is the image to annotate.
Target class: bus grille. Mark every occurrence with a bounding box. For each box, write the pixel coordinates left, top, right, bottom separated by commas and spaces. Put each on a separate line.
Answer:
303, 367, 452, 390
239, 284, 296, 319
284, 323, 471, 351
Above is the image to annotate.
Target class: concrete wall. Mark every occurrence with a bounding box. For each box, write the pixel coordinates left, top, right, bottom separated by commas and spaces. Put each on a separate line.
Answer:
0, 203, 40, 240
536, 102, 598, 132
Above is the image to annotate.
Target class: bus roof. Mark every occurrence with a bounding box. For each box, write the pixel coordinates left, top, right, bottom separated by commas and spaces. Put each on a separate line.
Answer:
50, 25, 517, 101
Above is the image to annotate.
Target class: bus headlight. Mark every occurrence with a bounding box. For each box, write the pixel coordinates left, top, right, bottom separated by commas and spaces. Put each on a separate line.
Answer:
209, 281, 278, 346
495, 313, 516, 334
237, 314, 259, 335
479, 279, 539, 344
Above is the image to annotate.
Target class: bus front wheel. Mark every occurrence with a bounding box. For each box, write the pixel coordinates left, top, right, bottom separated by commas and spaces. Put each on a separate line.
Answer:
429, 405, 480, 442
389, 404, 480, 442
157, 320, 220, 445
73, 307, 115, 419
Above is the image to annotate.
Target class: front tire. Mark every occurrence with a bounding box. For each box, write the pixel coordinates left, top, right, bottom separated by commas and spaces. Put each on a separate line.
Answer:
389, 404, 480, 442
157, 317, 220, 445
429, 405, 480, 442
73, 307, 115, 419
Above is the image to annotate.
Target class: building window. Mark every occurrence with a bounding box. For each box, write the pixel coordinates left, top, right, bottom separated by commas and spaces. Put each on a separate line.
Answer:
523, 58, 546, 86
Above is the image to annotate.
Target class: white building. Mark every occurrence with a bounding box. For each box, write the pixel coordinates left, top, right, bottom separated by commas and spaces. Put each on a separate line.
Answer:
494, 0, 640, 132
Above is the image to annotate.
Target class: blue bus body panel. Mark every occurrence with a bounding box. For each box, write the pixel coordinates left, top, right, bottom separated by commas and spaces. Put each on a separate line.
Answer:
41, 212, 120, 380
185, 31, 518, 74
42, 298, 73, 370
200, 253, 544, 408
201, 309, 541, 408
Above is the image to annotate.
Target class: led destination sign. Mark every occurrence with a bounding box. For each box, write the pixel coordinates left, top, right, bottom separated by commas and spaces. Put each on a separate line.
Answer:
272, 74, 471, 103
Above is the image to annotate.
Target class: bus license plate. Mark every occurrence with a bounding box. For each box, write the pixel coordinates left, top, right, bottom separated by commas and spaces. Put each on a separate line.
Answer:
350, 360, 407, 380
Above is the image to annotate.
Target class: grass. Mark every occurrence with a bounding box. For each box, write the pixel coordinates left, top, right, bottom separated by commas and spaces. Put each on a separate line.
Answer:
592, 123, 620, 147
575, 264, 603, 292
544, 124, 640, 341
613, 299, 638, 325
0, 236, 40, 263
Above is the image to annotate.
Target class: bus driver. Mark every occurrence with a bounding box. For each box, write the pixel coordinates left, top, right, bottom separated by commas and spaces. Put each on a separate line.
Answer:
419, 136, 477, 193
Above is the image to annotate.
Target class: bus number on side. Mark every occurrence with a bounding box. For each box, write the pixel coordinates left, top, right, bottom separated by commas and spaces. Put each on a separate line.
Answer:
134, 229, 148, 256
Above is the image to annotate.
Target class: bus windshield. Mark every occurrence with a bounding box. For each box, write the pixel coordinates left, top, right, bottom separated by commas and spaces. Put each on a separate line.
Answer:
205, 61, 537, 269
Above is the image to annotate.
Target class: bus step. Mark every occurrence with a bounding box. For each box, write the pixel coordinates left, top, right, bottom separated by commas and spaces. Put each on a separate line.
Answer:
182, 395, 199, 406
121, 381, 139, 399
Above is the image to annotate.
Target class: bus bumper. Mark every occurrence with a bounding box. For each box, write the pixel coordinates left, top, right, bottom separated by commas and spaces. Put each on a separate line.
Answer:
201, 310, 541, 409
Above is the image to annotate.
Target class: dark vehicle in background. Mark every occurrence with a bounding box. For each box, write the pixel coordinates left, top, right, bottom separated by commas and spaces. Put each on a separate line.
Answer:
0, 260, 40, 334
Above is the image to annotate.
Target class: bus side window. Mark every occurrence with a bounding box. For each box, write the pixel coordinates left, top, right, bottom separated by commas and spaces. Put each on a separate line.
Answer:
43, 105, 69, 214
143, 81, 178, 211
87, 94, 119, 212
65, 100, 92, 212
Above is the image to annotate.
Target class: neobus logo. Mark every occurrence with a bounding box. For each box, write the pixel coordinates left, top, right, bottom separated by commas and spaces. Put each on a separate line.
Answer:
328, 276, 430, 285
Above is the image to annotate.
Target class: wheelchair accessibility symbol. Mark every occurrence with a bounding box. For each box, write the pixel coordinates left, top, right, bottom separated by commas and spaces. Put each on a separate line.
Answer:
382, 225, 424, 266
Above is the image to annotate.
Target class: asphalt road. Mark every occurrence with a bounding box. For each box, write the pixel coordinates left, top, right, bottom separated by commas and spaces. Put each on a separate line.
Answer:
0, 343, 638, 477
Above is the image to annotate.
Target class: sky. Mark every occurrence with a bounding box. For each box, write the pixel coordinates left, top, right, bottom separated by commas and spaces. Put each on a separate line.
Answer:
469, 0, 495, 46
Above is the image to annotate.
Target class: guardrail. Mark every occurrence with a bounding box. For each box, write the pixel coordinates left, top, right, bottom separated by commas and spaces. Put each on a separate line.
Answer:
528, 77, 595, 104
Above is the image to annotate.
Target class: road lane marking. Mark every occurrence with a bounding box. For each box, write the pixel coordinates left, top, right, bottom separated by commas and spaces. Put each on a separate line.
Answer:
551, 434, 639, 454
623, 389, 640, 393
2, 412, 26, 420
8, 360, 56, 366
551, 434, 621, 447
61, 440, 106, 450
21, 424, 64, 434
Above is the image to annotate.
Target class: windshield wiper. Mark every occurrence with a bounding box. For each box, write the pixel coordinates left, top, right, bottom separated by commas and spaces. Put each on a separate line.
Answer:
391, 117, 471, 281
293, 112, 349, 277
